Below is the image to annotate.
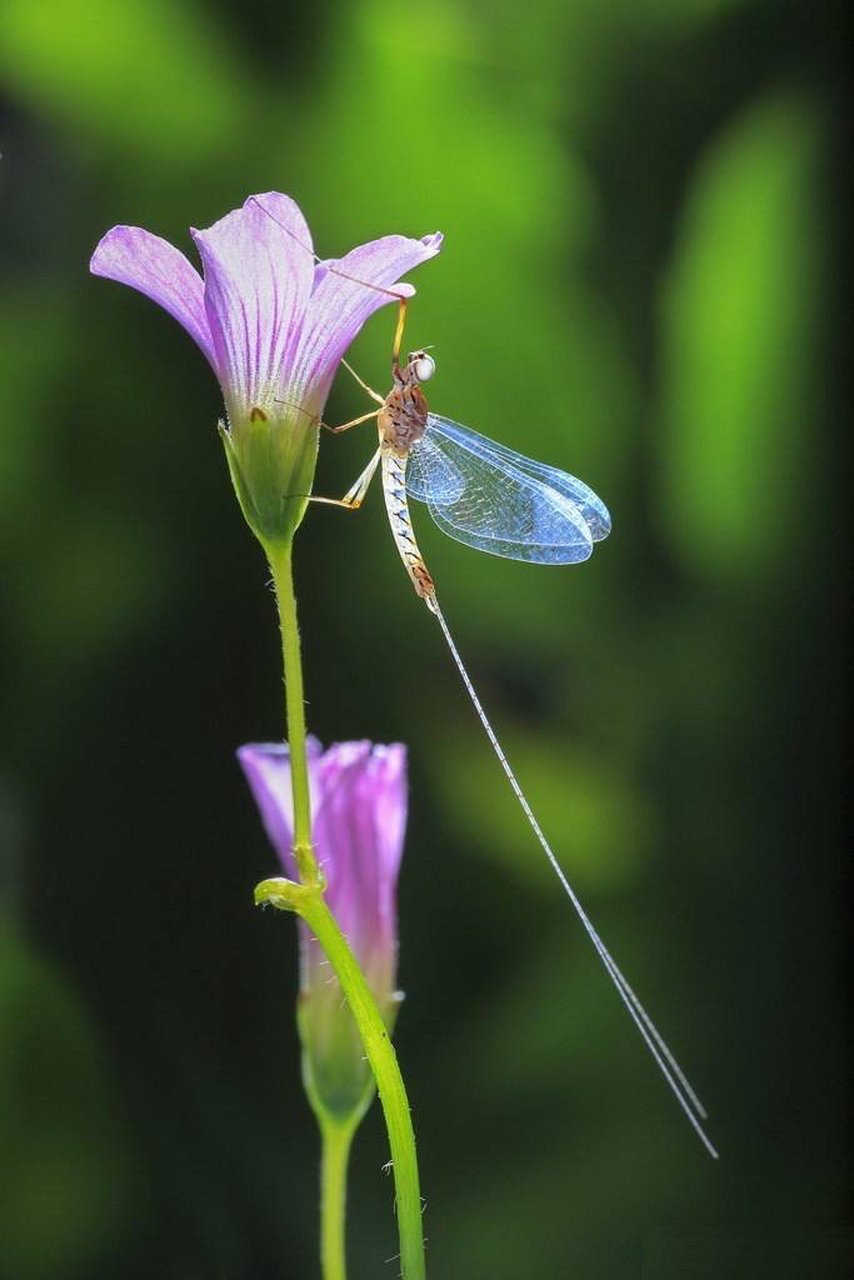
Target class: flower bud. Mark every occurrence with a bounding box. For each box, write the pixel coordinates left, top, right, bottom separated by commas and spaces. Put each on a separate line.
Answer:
239, 739, 407, 1119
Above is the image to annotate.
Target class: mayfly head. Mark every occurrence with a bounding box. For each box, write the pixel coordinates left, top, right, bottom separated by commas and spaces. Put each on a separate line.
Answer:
407, 350, 436, 384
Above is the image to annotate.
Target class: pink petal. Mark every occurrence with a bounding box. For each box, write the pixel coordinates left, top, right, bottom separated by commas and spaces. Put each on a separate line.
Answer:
292, 231, 444, 401
239, 737, 407, 989
190, 193, 315, 414
90, 226, 215, 369
369, 743, 408, 887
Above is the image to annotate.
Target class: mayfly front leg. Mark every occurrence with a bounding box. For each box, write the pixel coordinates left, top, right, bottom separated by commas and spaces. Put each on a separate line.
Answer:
391, 297, 409, 371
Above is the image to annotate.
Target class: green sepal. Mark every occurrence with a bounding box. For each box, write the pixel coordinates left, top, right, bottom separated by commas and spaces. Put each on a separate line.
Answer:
298, 988, 403, 1125
219, 408, 319, 547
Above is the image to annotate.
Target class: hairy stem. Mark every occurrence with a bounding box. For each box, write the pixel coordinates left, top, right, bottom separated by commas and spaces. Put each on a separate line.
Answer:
300, 893, 424, 1280
266, 541, 319, 885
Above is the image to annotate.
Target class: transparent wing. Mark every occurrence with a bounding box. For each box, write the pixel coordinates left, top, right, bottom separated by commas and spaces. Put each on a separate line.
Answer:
404, 414, 608, 564
405, 431, 467, 503
425, 414, 611, 541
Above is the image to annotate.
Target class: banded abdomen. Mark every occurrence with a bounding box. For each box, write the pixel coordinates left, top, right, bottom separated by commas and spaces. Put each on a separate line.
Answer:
381, 449, 437, 610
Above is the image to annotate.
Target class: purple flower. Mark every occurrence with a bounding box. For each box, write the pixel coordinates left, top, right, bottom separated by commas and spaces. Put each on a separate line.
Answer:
91, 193, 442, 544
239, 738, 407, 1115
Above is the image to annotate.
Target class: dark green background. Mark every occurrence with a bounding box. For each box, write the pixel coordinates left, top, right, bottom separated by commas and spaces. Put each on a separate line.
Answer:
0, 1, 847, 1277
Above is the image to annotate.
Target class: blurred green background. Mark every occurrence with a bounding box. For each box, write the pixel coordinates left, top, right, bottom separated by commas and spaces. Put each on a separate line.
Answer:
0, 1, 847, 1277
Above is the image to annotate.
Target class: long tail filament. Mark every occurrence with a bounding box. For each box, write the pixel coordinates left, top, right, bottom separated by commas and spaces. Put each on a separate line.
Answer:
430, 596, 718, 1159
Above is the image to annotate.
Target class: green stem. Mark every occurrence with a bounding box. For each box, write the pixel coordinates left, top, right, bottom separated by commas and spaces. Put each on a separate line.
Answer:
266, 540, 319, 886
262, 539, 426, 1280
300, 894, 424, 1280
319, 1114, 357, 1280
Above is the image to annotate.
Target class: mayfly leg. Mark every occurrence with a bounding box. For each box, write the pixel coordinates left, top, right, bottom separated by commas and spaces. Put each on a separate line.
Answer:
247, 195, 407, 304
248, 195, 412, 400
391, 295, 409, 369
339, 357, 387, 406
321, 409, 380, 436
340, 298, 408, 384
310, 450, 381, 511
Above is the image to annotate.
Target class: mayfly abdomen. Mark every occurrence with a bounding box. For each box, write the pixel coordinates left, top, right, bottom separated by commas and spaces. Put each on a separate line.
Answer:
381, 450, 437, 608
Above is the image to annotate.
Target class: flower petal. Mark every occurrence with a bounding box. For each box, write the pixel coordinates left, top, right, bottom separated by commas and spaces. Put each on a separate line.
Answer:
313, 742, 375, 941
237, 739, 324, 876
368, 744, 408, 885
291, 231, 444, 402
311, 741, 405, 974
239, 737, 407, 990
190, 192, 315, 415
90, 226, 215, 368
361, 744, 407, 973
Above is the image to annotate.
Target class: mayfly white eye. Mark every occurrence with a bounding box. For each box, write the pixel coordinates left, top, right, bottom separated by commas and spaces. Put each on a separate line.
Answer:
412, 352, 436, 382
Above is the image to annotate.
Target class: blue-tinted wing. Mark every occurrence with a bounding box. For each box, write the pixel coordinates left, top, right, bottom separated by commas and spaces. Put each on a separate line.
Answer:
425, 414, 611, 541
405, 414, 609, 565
405, 431, 466, 504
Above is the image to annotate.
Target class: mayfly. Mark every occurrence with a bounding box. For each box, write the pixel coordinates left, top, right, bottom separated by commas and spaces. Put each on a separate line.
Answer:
251, 197, 718, 1158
